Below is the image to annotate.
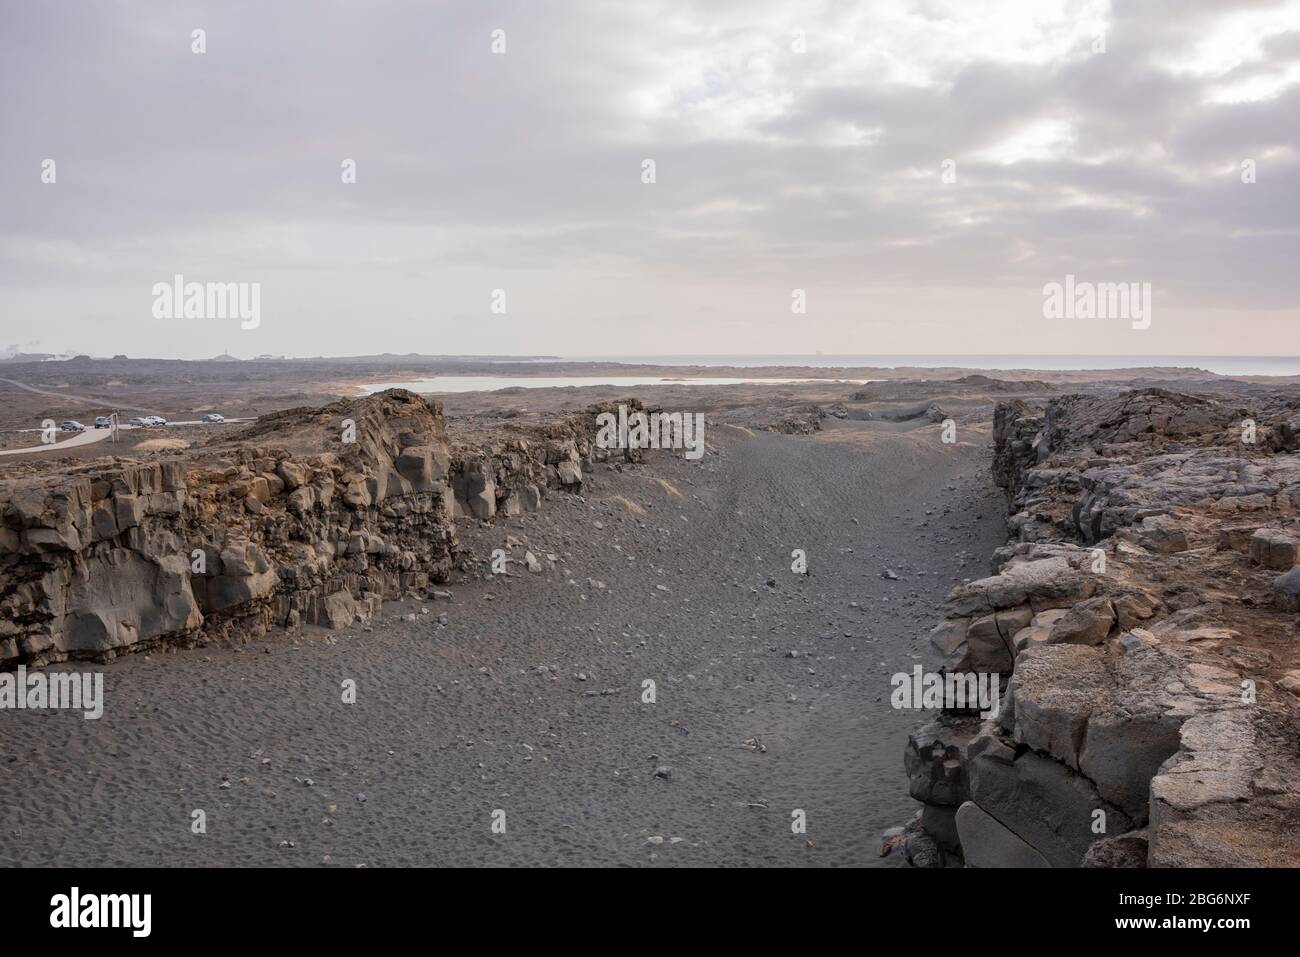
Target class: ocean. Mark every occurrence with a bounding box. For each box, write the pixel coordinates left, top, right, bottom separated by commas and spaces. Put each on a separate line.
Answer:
360, 374, 849, 393
361, 354, 1300, 393
565, 355, 1300, 377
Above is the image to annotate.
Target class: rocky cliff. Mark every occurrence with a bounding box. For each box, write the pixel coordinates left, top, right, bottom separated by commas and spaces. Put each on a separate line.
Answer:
0, 390, 612, 667
898, 388, 1300, 867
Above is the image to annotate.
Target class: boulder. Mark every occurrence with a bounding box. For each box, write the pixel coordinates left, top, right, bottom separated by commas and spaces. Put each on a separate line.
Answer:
1008, 643, 1187, 821
456, 464, 497, 520
342, 477, 372, 509
1273, 567, 1300, 611
946, 557, 1096, 617
1046, 596, 1116, 646
1081, 831, 1148, 867
955, 801, 1051, 868
1148, 710, 1271, 867
521, 484, 542, 512
1217, 525, 1259, 552
1006, 644, 1107, 768
1080, 705, 1183, 823
1132, 515, 1189, 553
204, 568, 279, 614
928, 618, 970, 673
967, 731, 1133, 868
469, 482, 496, 520
1013, 608, 1068, 655
964, 614, 1015, 673
62, 549, 203, 652
287, 486, 316, 516
995, 606, 1034, 637
276, 460, 308, 490
903, 717, 976, 806
1012, 624, 1051, 656
395, 445, 450, 492
320, 590, 358, 630
920, 803, 961, 852
1112, 589, 1160, 629
899, 817, 947, 868
1249, 528, 1297, 570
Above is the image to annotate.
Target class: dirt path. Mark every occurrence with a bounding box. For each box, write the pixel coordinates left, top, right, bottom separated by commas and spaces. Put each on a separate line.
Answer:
0, 419, 1006, 866
0, 377, 157, 414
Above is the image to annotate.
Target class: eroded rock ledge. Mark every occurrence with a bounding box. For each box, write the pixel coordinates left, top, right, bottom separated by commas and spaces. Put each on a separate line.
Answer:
0, 390, 636, 667
896, 388, 1300, 868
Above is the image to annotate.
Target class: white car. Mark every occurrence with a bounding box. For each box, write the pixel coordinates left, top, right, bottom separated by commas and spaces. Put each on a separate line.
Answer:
201, 413, 226, 423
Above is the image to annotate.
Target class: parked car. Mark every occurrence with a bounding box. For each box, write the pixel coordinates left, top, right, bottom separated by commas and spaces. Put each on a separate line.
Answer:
94, 416, 112, 429
128, 416, 148, 427
60, 420, 85, 432
201, 413, 226, 423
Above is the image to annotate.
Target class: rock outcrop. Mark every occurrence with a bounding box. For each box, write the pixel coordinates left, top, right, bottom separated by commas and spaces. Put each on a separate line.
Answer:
901, 387, 1300, 867
0, 390, 608, 667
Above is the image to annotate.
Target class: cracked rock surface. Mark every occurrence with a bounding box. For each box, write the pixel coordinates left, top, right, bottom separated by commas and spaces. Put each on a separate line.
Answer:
910, 387, 1300, 867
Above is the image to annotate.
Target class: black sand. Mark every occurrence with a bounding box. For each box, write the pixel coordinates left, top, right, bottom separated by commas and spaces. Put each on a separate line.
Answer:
0, 417, 1005, 866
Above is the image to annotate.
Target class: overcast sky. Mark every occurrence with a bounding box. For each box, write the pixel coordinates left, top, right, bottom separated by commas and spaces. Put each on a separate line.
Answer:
1, 0, 1298, 360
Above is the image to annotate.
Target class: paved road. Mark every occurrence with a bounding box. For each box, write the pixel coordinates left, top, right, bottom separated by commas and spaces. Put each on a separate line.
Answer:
0, 419, 251, 457
0, 426, 114, 457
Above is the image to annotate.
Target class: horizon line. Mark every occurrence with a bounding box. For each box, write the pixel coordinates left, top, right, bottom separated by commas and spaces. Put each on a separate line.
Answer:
7, 352, 1300, 362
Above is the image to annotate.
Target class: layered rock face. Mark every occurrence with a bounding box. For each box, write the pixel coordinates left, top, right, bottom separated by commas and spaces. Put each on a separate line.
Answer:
0, 390, 601, 667
904, 388, 1300, 867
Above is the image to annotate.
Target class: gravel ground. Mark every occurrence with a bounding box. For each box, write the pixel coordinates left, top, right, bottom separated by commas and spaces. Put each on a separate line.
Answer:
0, 417, 1006, 867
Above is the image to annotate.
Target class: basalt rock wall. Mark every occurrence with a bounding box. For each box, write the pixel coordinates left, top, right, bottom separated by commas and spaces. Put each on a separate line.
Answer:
900, 388, 1300, 868
0, 390, 618, 667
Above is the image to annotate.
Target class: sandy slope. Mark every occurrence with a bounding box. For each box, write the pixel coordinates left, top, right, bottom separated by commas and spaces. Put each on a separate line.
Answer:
0, 418, 1006, 867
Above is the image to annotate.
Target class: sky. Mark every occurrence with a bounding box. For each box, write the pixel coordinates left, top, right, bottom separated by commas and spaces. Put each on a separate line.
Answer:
1, 0, 1298, 360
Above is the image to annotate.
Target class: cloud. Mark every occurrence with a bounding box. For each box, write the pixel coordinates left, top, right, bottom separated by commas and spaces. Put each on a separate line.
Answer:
0, 0, 1297, 358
